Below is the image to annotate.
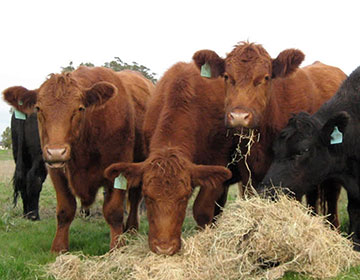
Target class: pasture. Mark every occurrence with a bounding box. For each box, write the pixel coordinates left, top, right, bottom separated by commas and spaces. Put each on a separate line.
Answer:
0, 149, 360, 279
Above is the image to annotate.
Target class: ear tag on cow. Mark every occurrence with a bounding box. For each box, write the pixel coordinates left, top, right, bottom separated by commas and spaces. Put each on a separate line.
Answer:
200, 63, 212, 78
14, 109, 26, 120
114, 173, 127, 190
330, 126, 343, 145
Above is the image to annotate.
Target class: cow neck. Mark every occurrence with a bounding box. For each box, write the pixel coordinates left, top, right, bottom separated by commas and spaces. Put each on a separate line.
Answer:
150, 134, 195, 163
149, 112, 201, 162
258, 84, 283, 145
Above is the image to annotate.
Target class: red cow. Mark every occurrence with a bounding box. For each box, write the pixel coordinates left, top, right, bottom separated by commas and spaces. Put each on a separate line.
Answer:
193, 42, 347, 226
3, 66, 154, 252
105, 62, 234, 255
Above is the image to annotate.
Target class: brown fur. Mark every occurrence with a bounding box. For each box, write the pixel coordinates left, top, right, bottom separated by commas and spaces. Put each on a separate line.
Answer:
193, 42, 347, 227
105, 62, 234, 255
2, 66, 154, 252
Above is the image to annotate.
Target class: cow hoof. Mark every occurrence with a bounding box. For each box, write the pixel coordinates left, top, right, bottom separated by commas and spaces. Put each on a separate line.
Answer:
80, 208, 90, 218
24, 212, 40, 221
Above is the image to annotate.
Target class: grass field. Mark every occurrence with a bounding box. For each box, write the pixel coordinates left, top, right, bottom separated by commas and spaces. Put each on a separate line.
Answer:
0, 150, 360, 279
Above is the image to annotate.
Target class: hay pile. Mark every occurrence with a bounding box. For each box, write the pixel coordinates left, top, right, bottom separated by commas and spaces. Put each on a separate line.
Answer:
45, 195, 360, 280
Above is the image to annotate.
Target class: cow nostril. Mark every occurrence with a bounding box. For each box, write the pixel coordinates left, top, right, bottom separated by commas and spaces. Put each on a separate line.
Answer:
228, 112, 234, 121
155, 245, 175, 255
47, 149, 52, 157
60, 148, 66, 156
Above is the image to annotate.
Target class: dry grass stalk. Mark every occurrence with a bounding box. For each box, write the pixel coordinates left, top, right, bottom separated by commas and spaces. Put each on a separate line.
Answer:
45, 194, 360, 280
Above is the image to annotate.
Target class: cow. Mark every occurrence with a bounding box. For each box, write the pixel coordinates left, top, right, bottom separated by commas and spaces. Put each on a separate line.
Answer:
259, 66, 360, 250
10, 111, 47, 220
105, 62, 234, 255
192, 42, 347, 225
2, 66, 154, 252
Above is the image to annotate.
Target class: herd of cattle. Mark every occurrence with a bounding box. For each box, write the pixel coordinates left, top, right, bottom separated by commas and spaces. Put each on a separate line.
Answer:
3, 41, 360, 255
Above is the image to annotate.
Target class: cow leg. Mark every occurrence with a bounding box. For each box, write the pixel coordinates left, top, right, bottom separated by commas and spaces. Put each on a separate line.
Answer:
25, 168, 43, 221
193, 186, 224, 228
49, 169, 76, 253
103, 187, 126, 249
347, 196, 360, 251
324, 180, 341, 228
125, 186, 142, 232
305, 186, 319, 214
19, 187, 30, 217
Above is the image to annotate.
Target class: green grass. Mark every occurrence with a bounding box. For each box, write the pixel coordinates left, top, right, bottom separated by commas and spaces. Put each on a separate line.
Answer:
0, 166, 359, 279
0, 149, 13, 161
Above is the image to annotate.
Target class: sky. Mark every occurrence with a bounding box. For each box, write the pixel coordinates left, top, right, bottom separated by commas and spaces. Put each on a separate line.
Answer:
1, 0, 359, 135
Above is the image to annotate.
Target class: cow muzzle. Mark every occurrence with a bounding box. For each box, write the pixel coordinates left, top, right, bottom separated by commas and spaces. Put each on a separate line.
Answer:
225, 109, 254, 128
151, 238, 180, 256
44, 144, 71, 168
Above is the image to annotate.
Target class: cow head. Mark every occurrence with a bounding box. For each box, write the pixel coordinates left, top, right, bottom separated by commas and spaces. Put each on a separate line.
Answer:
193, 42, 304, 128
3, 73, 117, 168
104, 147, 231, 255
258, 111, 350, 199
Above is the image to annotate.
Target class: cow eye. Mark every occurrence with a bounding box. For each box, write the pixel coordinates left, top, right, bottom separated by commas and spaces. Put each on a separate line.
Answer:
34, 106, 40, 112
264, 75, 270, 81
296, 148, 309, 156
223, 74, 229, 81
79, 106, 85, 112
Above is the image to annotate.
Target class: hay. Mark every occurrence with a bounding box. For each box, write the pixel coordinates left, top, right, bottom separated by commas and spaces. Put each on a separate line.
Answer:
45, 195, 360, 280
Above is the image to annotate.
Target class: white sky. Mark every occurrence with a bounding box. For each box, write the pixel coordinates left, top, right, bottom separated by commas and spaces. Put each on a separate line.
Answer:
1, 0, 359, 135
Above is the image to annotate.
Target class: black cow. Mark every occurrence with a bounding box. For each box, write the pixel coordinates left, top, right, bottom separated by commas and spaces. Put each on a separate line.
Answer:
259, 66, 360, 250
11, 111, 47, 220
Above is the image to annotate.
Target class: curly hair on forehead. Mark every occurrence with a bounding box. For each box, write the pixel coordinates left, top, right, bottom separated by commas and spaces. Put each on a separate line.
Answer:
40, 73, 80, 100
146, 147, 189, 177
226, 41, 271, 63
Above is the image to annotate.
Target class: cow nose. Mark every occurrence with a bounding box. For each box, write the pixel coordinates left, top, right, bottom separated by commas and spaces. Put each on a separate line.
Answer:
47, 148, 66, 158
226, 110, 253, 128
152, 239, 179, 255
44, 144, 71, 164
155, 246, 175, 255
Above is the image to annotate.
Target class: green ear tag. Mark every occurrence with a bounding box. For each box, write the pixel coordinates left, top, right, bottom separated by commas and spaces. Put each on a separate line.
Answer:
200, 63, 212, 78
114, 174, 127, 190
330, 126, 343, 145
14, 109, 26, 120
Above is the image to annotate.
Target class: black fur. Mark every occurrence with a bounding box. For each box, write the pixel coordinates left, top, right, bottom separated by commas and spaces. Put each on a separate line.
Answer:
11, 112, 47, 220
260, 66, 360, 250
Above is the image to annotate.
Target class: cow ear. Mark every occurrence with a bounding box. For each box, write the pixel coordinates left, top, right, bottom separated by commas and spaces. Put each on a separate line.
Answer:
192, 50, 225, 78
83, 81, 116, 107
321, 111, 350, 146
271, 49, 305, 78
3, 86, 38, 114
104, 162, 144, 188
191, 164, 232, 189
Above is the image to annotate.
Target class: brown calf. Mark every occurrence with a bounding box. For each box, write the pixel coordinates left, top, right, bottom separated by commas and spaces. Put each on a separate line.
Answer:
105, 62, 234, 255
3, 66, 154, 252
193, 42, 347, 226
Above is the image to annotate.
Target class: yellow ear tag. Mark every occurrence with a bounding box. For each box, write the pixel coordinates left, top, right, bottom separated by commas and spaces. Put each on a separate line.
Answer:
14, 109, 26, 120
200, 63, 212, 78
114, 174, 127, 190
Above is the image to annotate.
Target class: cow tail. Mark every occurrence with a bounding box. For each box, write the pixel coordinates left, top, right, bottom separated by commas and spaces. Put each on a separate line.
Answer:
13, 119, 25, 207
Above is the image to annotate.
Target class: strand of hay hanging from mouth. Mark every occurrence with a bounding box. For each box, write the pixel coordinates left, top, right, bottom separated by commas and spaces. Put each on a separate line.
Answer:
45, 195, 360, 280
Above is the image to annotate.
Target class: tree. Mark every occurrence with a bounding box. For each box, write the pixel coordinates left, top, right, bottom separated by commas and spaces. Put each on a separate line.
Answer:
1, 127, 11, 149
61, 61, 75, 73
103, 57, 157, 83
61, 58, 157, 83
